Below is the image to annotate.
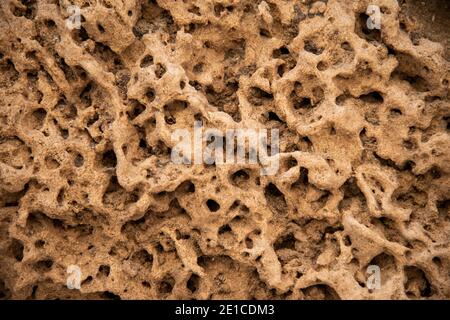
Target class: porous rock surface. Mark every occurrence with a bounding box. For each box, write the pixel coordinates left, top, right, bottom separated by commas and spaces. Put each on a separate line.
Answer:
0, 0, 449, 299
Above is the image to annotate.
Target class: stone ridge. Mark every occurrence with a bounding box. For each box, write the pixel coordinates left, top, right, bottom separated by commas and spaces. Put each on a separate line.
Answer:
0, 0, 449, 299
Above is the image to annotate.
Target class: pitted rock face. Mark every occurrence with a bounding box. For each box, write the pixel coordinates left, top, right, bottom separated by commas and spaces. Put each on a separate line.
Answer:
0, 0, 449, 300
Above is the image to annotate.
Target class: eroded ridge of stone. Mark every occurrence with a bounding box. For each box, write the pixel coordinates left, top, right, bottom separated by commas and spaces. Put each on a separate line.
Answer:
0, 0, 449, 300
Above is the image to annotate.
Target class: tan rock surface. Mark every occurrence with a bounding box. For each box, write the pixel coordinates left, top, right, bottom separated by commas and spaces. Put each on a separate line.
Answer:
0, 0, 449, 299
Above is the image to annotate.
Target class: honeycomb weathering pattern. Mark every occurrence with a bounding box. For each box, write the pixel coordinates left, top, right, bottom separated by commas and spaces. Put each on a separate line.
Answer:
0, 0, 449, 300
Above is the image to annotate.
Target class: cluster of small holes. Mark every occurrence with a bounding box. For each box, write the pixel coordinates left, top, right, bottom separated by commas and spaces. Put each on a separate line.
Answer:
0, 0, 448, 301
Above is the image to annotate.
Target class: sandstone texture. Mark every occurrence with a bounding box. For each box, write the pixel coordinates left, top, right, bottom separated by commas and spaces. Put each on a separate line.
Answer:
0, 0, 449, 299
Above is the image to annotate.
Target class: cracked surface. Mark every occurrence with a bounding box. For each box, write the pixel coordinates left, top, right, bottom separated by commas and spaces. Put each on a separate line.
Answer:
0, 0, 449, 300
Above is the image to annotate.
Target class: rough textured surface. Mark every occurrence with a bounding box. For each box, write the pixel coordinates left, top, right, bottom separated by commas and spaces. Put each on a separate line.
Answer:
0, 0, 449, 300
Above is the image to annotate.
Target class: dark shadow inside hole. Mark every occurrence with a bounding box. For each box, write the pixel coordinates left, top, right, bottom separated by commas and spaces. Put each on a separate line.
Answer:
145, 88, 155, 102
101, 291, 121, 300
301, 284, 341, 300
187, 274, 200, 293
33, 259, 53, 272
176, 180, 196, 193
264, 183, 287, 215
231, 169, 250, 186
404, 266, 433, 298
267, 111, 283, 122
158, 276, 175, 295
274, 233, 296, 250
218, 224, 232, 234
98, 265, 110, 277
97, 23, 105, 33
259, 28, 271, 37
294, 97, 312, 109
101, 150, 117, 168
356, 12, 381, 42
140, 55, 154, 68
74, 154, 84, 167
359, 91, 384, 103
0, 279, 11, 299
9, 239, 24, 261
272, 46, 290, 58
248, 87, 273, 106
206, 199, 220, 212
127, 101, 146, 120
304, 40, 323, 55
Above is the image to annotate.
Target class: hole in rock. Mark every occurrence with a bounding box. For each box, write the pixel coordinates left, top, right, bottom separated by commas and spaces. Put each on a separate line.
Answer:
206, 199, 220, 212
10, 239, 24, 261
301, 284, 341, 300
404, 266, 433, 298
187, 274, 200, 293
101, 150, 117, 168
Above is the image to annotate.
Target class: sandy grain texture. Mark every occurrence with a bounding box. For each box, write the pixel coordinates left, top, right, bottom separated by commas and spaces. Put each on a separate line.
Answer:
0, 0, 449, 299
